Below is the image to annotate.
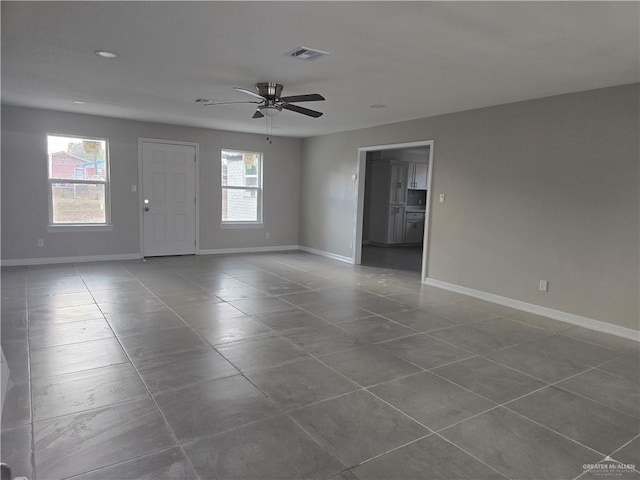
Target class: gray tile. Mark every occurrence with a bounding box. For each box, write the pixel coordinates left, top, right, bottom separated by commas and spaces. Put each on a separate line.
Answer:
289, 390, 428, 467
381, 309, 454, 332
155, 375, 280, 442
559, 327, 639, 352
1, 380, 30, 429
339, 316, 415, 343
320, 345, 422, 387
508, 386, 638, 454
528, 334, 620, 367
135, 348, 238, 394
303, 303, 377, 324
216, 335, 309, 372
1, 311, 27, 343
427, 323, 525, 355
487, 342, 591, 383
0, 425, 33, 480
32, 363, 149, 421
378, 334, 473, 369
354, 434, 506, 480
195, 315, 272, 345
106, 308, 187, 336
598, 351, 640, 384
262, 282, 311, 295
247, 358, 358, 410
178, 302, 248, 328
251, 308, 329, 331
119, 327, 208, 361
370, 371, 496, 430
502, 310, 573, 332
423, 303, 497, 324
558, 369, 640, 418
432, 356, 546, 403
29, 318, 114, 349
440, 407, 601, 480
159, 290, 219, 310
280, 324, 369, 356
28, 304, 105, 327
97, 297, 167, 316
27, 292, 95, 309
613, 437, 640, 467
183, 415, 344, 480
229, 297, 292, 315
30, 337, 129, 379
34, 397, 176, 480
70, 446, 199, 480
355, 297, 413, 315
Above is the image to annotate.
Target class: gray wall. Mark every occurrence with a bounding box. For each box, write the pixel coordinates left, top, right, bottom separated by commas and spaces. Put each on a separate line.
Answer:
1, 106, 302, 260
299, 84, 639, 330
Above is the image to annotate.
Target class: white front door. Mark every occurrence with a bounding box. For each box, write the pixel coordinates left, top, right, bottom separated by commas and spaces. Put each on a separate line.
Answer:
141, 141, 196, 257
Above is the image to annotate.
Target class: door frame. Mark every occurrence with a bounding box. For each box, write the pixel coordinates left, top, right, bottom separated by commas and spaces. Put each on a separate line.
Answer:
353, 140, 434, 282
138, 138, 200, 257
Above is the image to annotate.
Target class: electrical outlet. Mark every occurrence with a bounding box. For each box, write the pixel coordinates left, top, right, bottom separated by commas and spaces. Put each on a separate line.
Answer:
439, 194, 445, 203
265, 232, 270, 239
37, 239, 44, 247
539, 280, 548, 292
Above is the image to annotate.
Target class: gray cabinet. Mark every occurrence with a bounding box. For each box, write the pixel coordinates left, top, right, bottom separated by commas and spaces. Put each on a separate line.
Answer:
407, 162, 428, 190
404, 211, 425, 244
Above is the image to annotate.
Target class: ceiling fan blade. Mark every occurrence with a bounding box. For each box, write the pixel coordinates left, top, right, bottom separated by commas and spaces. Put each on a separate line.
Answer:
203, 100, 261, 106
233, 87, 266, 100
280, 94, 325, 103
281, 103, 323, 118
252, 110, 264, 119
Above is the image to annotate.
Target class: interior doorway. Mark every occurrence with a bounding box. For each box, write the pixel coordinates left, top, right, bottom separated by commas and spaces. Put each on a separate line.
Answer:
353, 141, 434, 280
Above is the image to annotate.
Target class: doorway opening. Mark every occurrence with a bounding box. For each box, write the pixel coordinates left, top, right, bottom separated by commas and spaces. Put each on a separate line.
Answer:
353, 141, 434, 280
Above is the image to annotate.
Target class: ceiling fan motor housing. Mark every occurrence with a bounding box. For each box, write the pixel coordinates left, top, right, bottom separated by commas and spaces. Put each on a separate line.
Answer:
256, 82, 283, 100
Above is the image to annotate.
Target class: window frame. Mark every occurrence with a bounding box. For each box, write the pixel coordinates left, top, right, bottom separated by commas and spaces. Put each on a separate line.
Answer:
220, 149, 263, 226
46, 133, 112, 229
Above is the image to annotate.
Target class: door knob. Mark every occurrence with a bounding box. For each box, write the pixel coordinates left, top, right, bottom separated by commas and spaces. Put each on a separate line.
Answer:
144, 207, 149, 212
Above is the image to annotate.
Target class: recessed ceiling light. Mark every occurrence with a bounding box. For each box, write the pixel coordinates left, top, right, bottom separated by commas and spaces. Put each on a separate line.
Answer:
370, 104, 386, 109
73, 100, 86, 104
95, 50, 118, 58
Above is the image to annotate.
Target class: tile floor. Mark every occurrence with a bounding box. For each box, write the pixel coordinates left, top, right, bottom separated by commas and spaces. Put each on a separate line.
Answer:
1, 251, 638, 480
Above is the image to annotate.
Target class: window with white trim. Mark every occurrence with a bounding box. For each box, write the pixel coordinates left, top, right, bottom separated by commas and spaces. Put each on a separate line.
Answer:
47, 134, 111, 225
221, 149, 262, 223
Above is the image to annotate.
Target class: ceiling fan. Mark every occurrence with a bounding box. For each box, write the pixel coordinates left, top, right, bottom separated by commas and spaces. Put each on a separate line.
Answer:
197, 82, 324, 119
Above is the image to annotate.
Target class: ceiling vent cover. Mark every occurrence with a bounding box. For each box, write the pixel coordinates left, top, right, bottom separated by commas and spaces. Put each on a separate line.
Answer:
287, 46, 329, 61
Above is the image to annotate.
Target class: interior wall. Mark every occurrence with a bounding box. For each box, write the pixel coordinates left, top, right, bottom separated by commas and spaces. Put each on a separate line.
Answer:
300, 84, 639, 331
1, 105, 302, 261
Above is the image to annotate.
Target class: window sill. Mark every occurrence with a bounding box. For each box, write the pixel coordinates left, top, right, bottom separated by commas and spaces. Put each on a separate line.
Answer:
47, 224, 114, 233
220, 222, 264, 229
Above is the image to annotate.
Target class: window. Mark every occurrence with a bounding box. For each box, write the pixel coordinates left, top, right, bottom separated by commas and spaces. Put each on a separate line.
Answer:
47, 134, 110, 225
221, 149, 262, 224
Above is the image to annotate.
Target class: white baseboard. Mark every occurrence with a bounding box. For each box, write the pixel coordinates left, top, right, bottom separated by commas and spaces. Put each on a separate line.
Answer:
423, 278, 639, 341
298, 245, 353, 264
1, 253, 142, 267
197, 245, 299, 256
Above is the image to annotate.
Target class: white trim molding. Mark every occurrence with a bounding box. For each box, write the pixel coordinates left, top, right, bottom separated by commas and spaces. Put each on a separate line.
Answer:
423, 277, 639, 341
1, 253, 142, 267
298, 245, 353, 264
197, 245, 299, 256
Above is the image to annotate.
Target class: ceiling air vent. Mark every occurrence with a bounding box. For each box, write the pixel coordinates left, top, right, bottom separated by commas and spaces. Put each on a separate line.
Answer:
287, 46, 329, 61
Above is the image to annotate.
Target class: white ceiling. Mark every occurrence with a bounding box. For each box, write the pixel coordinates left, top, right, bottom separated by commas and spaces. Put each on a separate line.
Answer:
2, 2, 638, 138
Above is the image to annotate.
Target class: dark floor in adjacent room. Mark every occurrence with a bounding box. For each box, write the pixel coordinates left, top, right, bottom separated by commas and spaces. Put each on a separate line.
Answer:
1, 252, 638, 480
360, 244, 423, 272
